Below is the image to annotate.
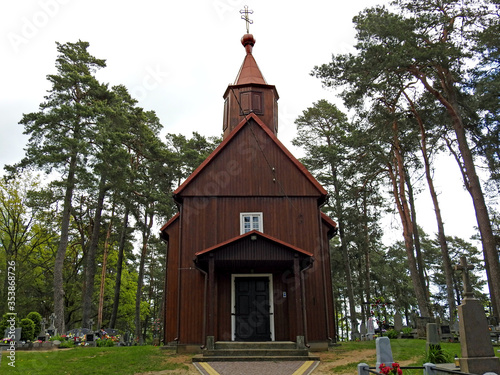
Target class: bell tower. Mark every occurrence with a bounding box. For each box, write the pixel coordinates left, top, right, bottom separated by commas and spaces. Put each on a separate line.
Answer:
222, 8, 279, 139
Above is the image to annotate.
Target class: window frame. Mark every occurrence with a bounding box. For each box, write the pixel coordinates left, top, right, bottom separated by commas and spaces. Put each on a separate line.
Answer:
240, 212, 263, 234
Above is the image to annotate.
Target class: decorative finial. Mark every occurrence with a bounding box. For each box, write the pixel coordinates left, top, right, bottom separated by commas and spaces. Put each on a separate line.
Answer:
240, 5, 253, 34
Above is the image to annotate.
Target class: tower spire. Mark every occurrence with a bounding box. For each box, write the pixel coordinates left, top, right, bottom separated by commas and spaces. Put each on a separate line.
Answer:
222, 6, 279, 139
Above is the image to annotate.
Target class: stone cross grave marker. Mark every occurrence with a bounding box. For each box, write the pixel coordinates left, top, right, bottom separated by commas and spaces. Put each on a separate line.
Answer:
454, 255, 474, 298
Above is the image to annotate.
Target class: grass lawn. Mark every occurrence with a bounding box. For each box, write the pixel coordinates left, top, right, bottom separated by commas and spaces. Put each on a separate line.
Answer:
319, 339, 500, 374
2, 339, 500, 374
0, 345, 191, 375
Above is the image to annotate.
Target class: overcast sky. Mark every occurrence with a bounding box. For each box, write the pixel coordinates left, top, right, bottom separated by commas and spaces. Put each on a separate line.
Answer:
0, 0, 490, 245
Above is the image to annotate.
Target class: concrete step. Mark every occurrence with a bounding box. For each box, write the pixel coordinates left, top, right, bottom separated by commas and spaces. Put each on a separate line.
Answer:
192, 354, 320, 362
203, 348, 310, 357
214, 341, 297, 350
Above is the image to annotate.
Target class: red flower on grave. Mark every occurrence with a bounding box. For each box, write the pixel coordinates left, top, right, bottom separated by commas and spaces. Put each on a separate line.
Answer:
379, 362, 402, 375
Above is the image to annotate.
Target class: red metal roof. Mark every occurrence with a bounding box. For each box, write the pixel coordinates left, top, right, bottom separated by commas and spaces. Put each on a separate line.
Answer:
194, 230, 313, 258
321, 212, 337, 229
234, 33, 267, 85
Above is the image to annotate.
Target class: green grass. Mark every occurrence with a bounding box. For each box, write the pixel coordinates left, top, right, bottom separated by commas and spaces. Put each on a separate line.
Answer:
0, 345, 190, 375
328, 339, 466, 374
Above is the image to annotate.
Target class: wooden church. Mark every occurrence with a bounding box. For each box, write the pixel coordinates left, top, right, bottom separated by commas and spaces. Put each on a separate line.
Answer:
160, 27, 338, 355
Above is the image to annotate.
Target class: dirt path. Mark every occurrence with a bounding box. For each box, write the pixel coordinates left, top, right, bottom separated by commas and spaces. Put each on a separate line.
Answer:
137, 348, 418, 375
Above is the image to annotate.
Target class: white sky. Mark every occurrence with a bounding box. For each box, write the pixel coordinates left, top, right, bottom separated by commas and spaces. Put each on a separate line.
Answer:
0, 0, 492, 246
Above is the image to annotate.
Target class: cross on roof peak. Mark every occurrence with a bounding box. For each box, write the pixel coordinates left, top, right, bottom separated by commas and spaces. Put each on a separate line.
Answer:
240, 5, 254, 34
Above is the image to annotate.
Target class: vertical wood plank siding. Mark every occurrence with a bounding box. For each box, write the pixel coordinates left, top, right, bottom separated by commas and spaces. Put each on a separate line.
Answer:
162, 118, 336, 346
182, 122, 321, 198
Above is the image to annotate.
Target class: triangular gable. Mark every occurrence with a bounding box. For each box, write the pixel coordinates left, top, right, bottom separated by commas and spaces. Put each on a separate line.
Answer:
174, 113, 327, 199
194, 230, 313, 258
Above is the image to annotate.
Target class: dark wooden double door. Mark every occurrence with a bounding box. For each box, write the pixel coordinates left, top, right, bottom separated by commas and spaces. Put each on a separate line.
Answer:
234, 277, 271, 341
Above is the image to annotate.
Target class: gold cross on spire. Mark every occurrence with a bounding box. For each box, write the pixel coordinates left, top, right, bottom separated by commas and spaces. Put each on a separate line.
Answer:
240, 5, 253, 34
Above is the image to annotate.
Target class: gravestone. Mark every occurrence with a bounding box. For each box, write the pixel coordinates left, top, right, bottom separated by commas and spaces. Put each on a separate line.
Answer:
394, 312, 403, 334
360, 322, 367, 341
37, 318, 47, 341
47, 313, 57, 337
124, 331, 132, 346
426, 323, 440, 351
4, 328, 22, 343
86, 332, 96, 346
455, 256, 500, 374
351, 319, 361, 341
367, 317, 375, 340
375, 337, 393, 370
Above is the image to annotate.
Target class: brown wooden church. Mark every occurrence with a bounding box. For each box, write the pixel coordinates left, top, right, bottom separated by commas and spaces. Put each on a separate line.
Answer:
160, 29, 337, 354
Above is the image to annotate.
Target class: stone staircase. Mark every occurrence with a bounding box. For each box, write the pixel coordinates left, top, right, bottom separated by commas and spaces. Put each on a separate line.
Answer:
192, 341, 320, 362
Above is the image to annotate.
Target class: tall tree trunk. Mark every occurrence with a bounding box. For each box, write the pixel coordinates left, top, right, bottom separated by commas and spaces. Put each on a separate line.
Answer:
389, 118, 430, 317
97, 203, 115, 330
82, 171, 108, 329
413, 69, 500, 319
135, 206, 154, 344
109, 207, 129, 329
332, 167, 358, 338
362, 189, 371, 324
53, 153, 77, 335
404, 92, 457, 323
405, 170, 430, 308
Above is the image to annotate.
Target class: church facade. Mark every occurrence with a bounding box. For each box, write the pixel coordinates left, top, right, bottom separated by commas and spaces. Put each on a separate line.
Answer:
160, 32, 337, 352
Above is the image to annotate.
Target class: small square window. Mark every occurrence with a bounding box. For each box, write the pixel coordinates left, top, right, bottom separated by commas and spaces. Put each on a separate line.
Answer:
240, 212, 263, 234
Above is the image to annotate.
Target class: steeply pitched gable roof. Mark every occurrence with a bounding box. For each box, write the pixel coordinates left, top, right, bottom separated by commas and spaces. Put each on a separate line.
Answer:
173, 113, 327, 199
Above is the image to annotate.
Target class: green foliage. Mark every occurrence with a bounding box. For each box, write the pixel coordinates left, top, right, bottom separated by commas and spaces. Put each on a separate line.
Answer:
402, 327, 413, 335
386, 329, 399, 339
96, 338, 115, 347
20, 318, 35, 341
57, 340, 75, 348
0, 313, 19, 336
26, 312, 42, 336
424, 344, 453, 364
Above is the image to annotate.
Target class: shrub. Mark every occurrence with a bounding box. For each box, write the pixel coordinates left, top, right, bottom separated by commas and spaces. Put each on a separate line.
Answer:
425, 344, 453, 363
0, 313, 20, 335
20, 318, 35, 341
402, 327, 413, 335
97, 338, 115, 347
386, 329, 399, 339
26, 312, 42, 336
58, 340, 74, 348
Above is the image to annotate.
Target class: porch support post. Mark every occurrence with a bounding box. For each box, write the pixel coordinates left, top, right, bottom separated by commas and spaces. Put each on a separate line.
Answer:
208, 254, 215, 338
294, 255, 304, 337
